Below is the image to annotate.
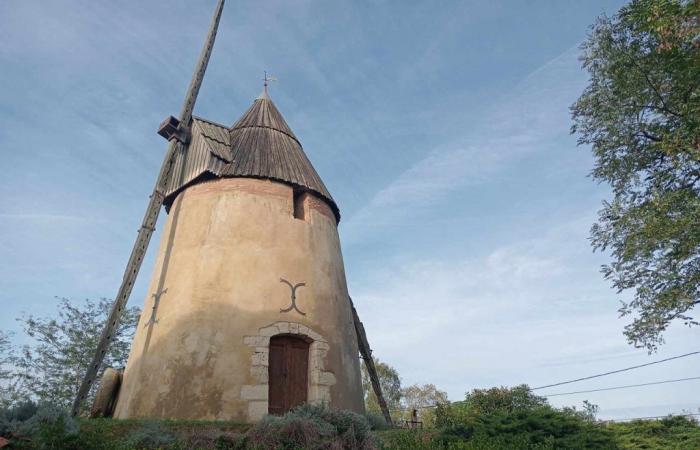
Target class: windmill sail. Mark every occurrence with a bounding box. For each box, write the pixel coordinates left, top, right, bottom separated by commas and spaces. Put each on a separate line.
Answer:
71, 0, 226, 416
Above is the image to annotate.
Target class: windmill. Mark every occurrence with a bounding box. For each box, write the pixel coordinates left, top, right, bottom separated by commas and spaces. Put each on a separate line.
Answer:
72, 0, 393, 426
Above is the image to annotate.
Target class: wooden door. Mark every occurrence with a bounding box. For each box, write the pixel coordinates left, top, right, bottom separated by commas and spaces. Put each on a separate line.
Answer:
268, 336, 309, 415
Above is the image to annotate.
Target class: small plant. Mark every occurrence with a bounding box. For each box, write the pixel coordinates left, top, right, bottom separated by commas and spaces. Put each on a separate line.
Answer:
246, 403, 376, 449
126, 419, 177, 449
16, 404, 80, 449
0, 400, 39, 437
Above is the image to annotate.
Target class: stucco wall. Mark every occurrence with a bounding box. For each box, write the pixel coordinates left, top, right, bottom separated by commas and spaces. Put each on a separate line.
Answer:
113, 178, 364, 421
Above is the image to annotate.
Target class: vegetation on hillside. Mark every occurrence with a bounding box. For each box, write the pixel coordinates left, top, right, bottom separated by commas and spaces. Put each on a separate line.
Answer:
378, 386, 700, 450
2, 388, 699, 449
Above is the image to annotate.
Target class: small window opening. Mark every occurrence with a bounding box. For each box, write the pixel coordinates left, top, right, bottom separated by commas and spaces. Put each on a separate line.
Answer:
293, 190, 306, 220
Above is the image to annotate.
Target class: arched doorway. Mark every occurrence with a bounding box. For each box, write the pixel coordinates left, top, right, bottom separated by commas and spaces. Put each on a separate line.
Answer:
268, 335, 309, 415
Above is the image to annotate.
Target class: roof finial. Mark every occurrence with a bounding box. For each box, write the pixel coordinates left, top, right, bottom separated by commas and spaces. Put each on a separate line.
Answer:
258, 71, 277, 100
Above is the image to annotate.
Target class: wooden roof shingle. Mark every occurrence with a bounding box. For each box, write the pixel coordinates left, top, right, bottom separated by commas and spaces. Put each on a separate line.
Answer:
164, 94, 339, 221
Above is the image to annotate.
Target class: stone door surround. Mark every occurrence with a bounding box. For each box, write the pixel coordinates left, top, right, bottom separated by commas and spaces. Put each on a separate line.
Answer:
241, 321, 337, 421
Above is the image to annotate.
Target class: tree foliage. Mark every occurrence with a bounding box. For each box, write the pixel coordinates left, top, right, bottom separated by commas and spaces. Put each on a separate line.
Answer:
361, 358, 402, 414
13, 297, 140, 411
0, 331, 11, 381
428, 386, 613, 449
463, 385, 547, 416
571, 0, 700, 351
400, 383, 449, 427
0, 331, 16, 406
401, 383, 449, 411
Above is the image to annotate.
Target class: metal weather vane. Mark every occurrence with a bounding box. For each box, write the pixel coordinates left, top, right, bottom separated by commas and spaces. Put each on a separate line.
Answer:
71, 0, 226, 416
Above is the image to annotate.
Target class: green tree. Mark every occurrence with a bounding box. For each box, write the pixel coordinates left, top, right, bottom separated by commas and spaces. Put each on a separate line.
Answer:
14, 297, 140, 410
401, 383, 449, 410
463, 385, 547, 415
361, 358, 402, 413
0, 330, 15, 406
401, 383, 449, 426
571, 0, 700, 351
0, 331, 11, 380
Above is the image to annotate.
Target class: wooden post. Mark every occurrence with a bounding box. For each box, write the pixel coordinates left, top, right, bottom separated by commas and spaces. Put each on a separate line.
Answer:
349, 298, 393, 427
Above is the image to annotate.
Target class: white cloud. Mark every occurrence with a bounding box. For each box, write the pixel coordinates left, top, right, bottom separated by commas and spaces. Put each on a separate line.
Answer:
350, 209, 700, 418
342, 46, 585, 242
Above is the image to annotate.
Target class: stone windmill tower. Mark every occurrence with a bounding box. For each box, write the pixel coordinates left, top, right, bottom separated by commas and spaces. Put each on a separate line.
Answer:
74, 0, 392, 424
111, 82, 366, 420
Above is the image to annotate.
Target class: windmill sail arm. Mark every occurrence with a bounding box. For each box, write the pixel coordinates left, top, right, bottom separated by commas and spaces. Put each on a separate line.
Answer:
178, 0, 225, 128
349, 297, 394, 427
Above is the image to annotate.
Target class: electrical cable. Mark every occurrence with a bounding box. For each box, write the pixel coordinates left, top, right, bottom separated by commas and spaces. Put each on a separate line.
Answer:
541, 375, 700, 397
531, 350, 700, 390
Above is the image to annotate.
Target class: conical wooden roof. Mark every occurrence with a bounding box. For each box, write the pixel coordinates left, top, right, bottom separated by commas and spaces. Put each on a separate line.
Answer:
163, 92, 339, 221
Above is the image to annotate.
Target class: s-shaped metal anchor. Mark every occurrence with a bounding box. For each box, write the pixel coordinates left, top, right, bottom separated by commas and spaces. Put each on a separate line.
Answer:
279, 278, 306, 316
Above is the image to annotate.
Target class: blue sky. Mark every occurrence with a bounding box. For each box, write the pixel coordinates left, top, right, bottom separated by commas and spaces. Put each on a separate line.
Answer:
1, 0, 698, 420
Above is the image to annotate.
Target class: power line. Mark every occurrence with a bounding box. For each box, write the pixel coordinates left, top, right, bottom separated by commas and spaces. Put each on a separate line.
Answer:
388, 374, 700, 412
542, 376, 700, 397
531, 350, 700, 390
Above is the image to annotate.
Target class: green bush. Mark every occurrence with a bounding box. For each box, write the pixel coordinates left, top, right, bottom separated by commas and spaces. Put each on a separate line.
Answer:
125, 419, 178, 449
14, 404, 80, 449
377, 429, 555, 450
366, 412, 389, 431
0, 400, 39, 437
608, 415, 700, 450
448, 407, 616, 449
429, 386, 617, 449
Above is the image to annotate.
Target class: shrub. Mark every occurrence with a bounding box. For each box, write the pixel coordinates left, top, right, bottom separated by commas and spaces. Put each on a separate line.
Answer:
377, 429, 555, 450
365, 412, 389, 431
431, 386, 618, 450
125, 419, 177, 449
15, 404, 80, 449
246, 403, 376, 449
173, 428, 245, 450
0, 400, 39, 437
435, 406, 617, 449
608, 415, 700, 449
462, 385, 547, 415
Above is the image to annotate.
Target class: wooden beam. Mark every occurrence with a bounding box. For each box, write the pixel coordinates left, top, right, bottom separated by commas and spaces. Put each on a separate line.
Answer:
349, 298, 393, 427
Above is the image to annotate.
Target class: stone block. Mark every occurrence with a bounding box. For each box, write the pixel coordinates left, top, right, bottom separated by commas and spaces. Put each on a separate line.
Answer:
306, 330, 323, 341
277, 322, 290, 333
314, 386, 331, 402
259, 325, 280, 337
244, 336, 269, 346
251, 365, 268, 383
248, 401, 268, 421
318, 371, 336, 386
314, 341, 330, 351
251, 351, 269, 366
309, 368, 321, 383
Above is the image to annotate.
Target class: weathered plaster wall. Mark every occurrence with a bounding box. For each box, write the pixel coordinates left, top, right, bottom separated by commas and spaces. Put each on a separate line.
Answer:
113, 178, 364, 421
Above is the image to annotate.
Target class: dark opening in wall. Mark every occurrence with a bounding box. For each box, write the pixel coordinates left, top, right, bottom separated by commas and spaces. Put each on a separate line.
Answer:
293, 190, 306, 220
